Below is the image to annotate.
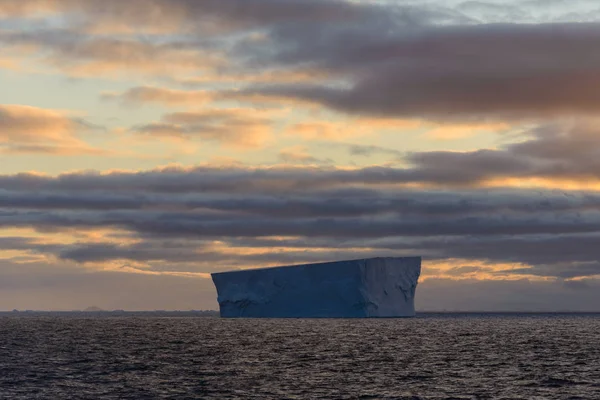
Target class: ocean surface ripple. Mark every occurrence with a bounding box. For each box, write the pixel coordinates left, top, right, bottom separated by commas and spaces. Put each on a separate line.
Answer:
0, 314, 598, 399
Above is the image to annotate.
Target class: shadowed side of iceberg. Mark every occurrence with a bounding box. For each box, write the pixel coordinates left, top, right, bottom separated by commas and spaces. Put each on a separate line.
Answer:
359, 257, 421, 317
211, 256, 421, 318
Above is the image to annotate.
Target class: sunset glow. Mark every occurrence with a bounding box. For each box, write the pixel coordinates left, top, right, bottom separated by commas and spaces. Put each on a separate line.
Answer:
2, 0, 600, 311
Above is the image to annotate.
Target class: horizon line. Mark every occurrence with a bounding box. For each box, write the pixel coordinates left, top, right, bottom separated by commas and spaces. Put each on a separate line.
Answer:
2, 310, 600, 314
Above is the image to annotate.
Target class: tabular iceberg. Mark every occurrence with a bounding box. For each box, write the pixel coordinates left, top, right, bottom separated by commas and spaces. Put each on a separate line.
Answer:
211, 257, 421, 318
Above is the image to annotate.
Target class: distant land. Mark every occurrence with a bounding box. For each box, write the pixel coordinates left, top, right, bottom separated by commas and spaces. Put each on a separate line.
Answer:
83, 306, 105, 312
2, 310, 220, 317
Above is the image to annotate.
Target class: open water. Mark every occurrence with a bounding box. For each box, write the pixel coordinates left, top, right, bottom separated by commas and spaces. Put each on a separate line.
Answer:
0, 313, 598, 399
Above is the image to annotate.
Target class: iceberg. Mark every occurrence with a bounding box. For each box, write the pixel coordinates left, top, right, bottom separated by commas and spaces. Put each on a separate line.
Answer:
211, 256, 421, 318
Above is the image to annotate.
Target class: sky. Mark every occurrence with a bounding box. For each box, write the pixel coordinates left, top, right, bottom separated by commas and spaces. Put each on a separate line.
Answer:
2, 0, 600, 311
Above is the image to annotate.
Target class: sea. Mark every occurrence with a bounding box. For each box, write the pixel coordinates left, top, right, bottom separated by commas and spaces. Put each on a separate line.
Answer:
0, 313, 598, 399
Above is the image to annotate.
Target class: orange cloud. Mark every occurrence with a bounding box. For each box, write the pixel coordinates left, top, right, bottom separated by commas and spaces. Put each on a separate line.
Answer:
180, 68, 329, 86
285, 118, 421, 140
1, 34, 224, 79
0, 105, 103, 155
286, 121, 350, 140
0, 1, 195, 34
0, 1, 55, 17
421, 259, 550, 281
0, 57, 19, 70
481, 177, 600, 191
102, 86, 214, 107
44, 38, 224, 78
0, 105, 75, 142
424, 122, 511, 140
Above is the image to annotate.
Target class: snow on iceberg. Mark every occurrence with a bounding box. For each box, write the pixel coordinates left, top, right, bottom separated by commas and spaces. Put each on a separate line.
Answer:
211, 257, 421, 318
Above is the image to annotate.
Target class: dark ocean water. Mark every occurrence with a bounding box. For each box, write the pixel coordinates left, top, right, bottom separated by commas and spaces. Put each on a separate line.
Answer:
0, 314, 598, 399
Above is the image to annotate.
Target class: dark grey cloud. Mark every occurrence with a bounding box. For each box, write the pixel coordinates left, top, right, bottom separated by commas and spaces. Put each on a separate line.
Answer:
3, 201, 600, 239
0, 235, 402, 274
19, 0, 465, 32
4, 122, 600, 280
56, 241, 208, 265
223, 233, 600, 278
62, 0, 369, 30
406, 123, 600, 184
242, 22, 600, 120
0, 166, 417, 193
58, 244, 391, 271
0, 0, 406, 79
5, 160, 600, 278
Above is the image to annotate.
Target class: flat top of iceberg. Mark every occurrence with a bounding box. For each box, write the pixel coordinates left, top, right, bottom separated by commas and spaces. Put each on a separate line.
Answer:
211, 256, 421, 276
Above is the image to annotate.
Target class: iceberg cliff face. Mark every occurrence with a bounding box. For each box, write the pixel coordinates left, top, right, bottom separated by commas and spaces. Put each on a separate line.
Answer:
211, 257, 421, 318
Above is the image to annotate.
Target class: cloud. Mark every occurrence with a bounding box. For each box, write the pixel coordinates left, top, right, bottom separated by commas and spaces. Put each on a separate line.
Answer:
6, 119, 600, 193
284, 118, 420, 141
0, 0, 372, 80
241, 22, 600, 121
0, 164, 443, 194
424, 122, 511, 140
0, 56, 20, 70
0, 0, 374, 31
0, 105, 77, 143
345, 144, 404, 158
278, 146, 331, 165
406, 122, 600, 185
0, 30, 223, 78
102, 87, 213, 107
223, 233, 600, 273
0, 104, 102, 155
0, 1, 55, 17
4, 1, 600, 125
444, 265, 491, 276
5, 160, 600, 279
133, 108, 273, 148
285, 121, 353, 140
6, 120, 600, 191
